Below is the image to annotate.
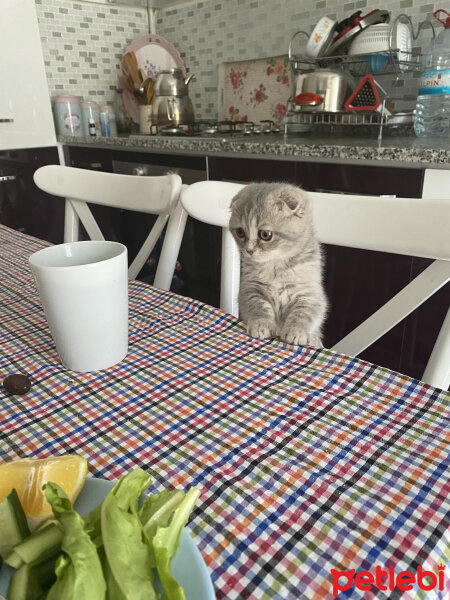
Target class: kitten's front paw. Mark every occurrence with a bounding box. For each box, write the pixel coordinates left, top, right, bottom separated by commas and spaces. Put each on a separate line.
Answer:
246, 319, 275, 340
279, 326, 309, 346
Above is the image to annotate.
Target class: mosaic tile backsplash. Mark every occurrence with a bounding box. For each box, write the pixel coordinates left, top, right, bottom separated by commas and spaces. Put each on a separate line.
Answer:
36, 0, 149, 107
36, 0, 446, 122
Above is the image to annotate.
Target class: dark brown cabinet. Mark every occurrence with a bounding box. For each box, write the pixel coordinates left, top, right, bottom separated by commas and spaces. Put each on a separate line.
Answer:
0, 147, 62, 243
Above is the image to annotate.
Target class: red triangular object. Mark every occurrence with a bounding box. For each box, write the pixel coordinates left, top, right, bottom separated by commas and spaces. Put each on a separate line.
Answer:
345, 75, 382, 111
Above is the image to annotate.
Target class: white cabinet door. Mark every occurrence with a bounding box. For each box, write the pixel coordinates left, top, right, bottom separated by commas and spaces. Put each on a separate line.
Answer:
0, 0, 56, 150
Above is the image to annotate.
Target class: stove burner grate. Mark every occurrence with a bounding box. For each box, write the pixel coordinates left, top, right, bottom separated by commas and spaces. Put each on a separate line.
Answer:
157, 119, 281, 137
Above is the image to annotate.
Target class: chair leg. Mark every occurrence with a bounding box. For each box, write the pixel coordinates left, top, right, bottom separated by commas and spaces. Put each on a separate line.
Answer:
129, 214, 168, 281
422, 307, 450, 390
221, 228, 240, 318
64, 199, 79, 242
154, 202, 188, 291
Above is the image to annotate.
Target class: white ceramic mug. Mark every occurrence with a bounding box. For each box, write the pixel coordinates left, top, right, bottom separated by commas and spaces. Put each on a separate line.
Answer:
29, 241, 128, 372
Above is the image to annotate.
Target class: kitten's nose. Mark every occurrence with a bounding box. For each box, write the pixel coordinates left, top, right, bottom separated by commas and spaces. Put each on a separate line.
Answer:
246, 248, 255, 255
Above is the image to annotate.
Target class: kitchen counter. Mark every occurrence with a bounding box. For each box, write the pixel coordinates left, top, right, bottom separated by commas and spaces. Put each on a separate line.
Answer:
58, 132, 450, 169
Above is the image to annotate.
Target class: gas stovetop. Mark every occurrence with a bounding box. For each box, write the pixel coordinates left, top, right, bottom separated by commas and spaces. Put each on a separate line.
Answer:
136, 120, 282, 138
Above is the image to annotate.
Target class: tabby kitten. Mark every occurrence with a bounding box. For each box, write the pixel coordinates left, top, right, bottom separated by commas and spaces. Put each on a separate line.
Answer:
229, 182, 327, 346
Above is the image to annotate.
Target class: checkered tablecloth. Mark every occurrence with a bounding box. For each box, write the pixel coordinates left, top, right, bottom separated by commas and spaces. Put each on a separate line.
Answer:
0, 224, 449, 600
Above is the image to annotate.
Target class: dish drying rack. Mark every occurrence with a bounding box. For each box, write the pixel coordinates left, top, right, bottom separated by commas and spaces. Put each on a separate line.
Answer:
289, 15, 434, 77
287, 15, 435, 137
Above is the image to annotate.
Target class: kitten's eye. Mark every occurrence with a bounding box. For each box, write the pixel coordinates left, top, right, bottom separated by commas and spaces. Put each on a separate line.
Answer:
235, 228, 245, 239
258, 230, 273, 241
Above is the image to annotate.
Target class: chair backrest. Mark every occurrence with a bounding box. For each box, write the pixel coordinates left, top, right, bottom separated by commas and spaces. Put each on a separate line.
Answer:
180, 178, 450, 389
33, 165, 187, 288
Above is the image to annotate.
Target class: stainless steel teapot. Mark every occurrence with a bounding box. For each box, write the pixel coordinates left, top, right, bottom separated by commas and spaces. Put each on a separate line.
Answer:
152, 68, 196, 126
154, 68, 195, 97
152, 96, 195, 127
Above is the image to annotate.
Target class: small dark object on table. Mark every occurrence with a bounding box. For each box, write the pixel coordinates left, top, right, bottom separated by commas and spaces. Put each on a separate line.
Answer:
3, 374, 31, 395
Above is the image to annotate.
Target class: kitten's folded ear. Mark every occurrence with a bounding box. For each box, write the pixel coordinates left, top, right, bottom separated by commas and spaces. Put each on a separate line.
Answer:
279, 185, 308, 216
230, 189, 244, 208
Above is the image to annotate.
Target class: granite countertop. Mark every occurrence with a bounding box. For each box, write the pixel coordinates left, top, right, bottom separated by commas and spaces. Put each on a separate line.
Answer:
58, 131, 450, 169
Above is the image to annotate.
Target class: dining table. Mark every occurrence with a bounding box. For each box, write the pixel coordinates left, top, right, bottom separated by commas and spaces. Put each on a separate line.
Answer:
0, 223, 449, 600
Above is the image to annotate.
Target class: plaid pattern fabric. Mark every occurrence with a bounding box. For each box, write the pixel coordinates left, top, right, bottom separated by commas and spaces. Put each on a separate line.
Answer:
0, 224, 449, 600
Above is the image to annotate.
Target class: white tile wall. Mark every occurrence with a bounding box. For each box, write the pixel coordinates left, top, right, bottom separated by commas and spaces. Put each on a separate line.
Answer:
36, 0, 148, 106
35, 0, 444, 117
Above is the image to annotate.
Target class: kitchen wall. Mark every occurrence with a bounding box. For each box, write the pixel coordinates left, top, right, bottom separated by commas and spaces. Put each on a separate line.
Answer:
36, 0, 442, 120
35, 0, 149, 107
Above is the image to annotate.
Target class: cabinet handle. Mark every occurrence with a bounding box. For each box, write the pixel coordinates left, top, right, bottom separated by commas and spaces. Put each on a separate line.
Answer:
133, 166, 148, 176
0, 118, 14, 123
71, 161, 102, 169
0, 175, 16, 182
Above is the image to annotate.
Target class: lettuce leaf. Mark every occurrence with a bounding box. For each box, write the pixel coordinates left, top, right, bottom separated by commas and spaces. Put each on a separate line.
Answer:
104, 557, 128, 600
153, 487, 200, 600
100, 468, 157, 600
41, 469, 200, 600
44, 482, 106, 600
139, 489, 184, 567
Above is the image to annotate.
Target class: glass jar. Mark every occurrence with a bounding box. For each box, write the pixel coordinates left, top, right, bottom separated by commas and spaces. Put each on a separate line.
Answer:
114, 88, 132, 134
52, 94, 82, 136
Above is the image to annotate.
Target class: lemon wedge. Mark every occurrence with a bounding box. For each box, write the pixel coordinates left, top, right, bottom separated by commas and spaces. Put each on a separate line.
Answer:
0, 455, 87, 529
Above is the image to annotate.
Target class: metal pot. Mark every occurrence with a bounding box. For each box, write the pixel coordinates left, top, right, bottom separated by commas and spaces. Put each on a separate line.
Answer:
293, 69, 354, 113
154, 68, 196, 97
152, 95, 195, 126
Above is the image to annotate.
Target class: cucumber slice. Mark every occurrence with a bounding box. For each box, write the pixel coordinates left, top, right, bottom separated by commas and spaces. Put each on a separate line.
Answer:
29, 552, 58, 591
7, 563, 42, 600
5, 549, 23, 569
5, 523, 63, 566
6, 550, 60, 599
0, 489, 30, 558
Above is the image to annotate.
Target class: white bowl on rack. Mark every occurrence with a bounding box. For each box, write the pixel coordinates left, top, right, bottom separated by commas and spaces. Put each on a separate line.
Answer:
348, 22, 412, 71
305, 16, 337, 58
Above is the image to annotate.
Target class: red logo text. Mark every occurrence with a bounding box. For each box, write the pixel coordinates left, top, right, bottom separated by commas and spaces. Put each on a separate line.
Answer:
331, 564, 446, 596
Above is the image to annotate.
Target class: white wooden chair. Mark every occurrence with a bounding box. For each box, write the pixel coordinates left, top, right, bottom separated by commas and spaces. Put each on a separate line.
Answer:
33, 165, 187, 289
180, 177, 450, 389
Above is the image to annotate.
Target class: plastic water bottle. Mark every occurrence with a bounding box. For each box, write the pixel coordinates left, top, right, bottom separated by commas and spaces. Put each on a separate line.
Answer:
100, 108, 111, 138
414, 9, 450, 137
